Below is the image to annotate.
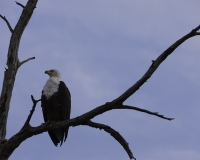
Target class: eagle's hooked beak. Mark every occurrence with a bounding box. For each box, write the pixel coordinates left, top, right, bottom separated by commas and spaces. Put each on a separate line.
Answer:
45, 70, 51, 75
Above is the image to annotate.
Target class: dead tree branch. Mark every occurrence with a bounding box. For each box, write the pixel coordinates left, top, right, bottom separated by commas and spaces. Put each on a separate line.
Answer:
112, 25, 200, 104
15, 1, 25, 8
116, 105, 174, 121
0, 92, 173, 159
22, 95, 40, 129
0, 0, 38, 143
82, 120, 135, 160
0, 103, 136, 160
0, 15, 13, 33
18, 57, 35, 68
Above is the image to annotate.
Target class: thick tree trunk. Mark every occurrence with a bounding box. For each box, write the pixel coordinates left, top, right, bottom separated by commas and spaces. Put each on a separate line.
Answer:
0, 0, 38, 142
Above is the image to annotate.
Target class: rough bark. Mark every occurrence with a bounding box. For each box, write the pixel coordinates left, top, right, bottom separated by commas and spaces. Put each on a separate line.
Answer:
0, 0, 38, 142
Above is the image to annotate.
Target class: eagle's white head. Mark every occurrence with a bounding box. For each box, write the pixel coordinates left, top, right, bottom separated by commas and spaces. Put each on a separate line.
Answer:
45, 69, 61, 78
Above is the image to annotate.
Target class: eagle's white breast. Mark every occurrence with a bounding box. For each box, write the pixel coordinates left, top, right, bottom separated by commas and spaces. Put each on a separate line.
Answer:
43, 77, 61, 99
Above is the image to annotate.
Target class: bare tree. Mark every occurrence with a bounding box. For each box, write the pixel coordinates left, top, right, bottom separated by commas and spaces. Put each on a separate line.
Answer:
0, 0, 199, 160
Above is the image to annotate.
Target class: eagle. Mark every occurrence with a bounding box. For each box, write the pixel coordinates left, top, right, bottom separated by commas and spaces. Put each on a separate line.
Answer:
41, 69, 71, 146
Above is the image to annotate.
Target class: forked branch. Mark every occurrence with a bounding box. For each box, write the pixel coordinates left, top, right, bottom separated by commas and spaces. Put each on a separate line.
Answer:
22, 95, 40, 129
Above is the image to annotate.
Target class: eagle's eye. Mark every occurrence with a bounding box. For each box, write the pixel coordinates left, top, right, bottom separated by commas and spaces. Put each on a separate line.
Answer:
50, 70, 54, 72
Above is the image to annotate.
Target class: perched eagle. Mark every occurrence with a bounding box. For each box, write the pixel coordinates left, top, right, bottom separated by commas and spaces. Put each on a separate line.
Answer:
41, 69, 71, 146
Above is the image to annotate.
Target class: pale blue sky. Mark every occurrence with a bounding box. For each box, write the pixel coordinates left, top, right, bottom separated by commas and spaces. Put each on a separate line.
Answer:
0, 0, 200, 160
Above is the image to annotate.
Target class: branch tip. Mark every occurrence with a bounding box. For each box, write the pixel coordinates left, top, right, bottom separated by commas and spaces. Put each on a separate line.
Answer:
31, 95, 35, 102
15, 1, 25, 8
116, 105, 174, 121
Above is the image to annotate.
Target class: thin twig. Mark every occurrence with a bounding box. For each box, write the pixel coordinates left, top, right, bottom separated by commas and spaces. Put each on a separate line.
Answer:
0, 15, 13, 33
15, 1, 25, 8
116, 105, 174, 121
18, 57, 35, 67
22, 95, 40, 129
82, 120, 135, 160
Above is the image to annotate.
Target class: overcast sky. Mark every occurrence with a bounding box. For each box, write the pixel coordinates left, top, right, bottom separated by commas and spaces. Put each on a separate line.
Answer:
0, 0, 200, 160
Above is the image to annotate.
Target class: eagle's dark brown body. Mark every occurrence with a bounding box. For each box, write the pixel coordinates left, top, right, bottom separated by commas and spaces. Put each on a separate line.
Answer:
41, 81, 71, 146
